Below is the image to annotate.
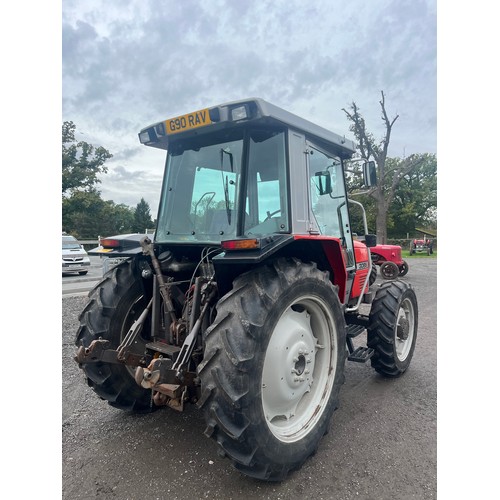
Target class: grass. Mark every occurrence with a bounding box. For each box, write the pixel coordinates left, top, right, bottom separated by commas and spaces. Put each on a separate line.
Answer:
402, 249, 437, 259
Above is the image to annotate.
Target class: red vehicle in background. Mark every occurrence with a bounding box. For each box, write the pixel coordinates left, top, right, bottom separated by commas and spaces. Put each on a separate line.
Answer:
410, 238, 434, 255
370, 244, 409, 281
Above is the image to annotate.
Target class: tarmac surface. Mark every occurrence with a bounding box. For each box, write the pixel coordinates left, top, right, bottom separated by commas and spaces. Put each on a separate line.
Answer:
62, 258, 437, 499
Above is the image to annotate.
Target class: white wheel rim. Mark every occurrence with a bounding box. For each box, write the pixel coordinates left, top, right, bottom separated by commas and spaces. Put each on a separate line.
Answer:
395, 296, 415, 361
261, 295, 337, 443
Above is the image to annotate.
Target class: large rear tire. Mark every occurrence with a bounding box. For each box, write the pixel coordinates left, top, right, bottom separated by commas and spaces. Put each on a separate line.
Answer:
367, 280, 418, 377
198, 258, 346, 481
75, 259, 153, 412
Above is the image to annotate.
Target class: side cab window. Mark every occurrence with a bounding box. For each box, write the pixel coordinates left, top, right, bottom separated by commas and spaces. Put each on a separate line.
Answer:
306, 143, 355, 267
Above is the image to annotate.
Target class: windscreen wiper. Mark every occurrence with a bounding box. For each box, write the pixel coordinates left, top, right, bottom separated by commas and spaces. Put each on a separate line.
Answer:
220, 148, 234, 225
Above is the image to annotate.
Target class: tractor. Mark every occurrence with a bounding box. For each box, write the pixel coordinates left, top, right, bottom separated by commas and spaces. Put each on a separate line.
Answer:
410, 237, 434, 255
74, 98, 418, 481
370, 244, 409, 281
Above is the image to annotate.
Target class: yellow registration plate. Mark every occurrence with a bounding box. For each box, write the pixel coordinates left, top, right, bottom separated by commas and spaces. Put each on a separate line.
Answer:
165, 108, 212, 135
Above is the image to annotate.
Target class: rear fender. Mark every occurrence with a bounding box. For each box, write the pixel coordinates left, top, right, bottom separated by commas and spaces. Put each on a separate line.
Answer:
212, 235, 348, 304
293, 236, 348, 304
88, 233, 146, 257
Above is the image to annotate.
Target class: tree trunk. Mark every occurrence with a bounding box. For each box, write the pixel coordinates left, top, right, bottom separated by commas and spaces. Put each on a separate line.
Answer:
376, 204, 387, 244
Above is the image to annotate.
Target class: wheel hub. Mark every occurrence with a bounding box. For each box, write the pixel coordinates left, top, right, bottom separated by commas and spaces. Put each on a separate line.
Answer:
287, 344, 313, 385
262, 308, 316, 421
293, 354, 306, 376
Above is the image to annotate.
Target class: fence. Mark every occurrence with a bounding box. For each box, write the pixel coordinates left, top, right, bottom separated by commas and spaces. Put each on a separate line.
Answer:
386, 238, 437, 251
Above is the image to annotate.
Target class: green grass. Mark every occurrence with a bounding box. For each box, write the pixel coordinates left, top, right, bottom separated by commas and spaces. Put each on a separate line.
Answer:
402, 249, 437, 259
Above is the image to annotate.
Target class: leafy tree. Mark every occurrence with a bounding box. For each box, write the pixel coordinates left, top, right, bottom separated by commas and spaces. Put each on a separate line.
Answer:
63, 190, 134, 238
343, 91, 426, 243
388, 153, 437, 237
347, 153, 437, 239
133, 198, 154, 233
108, 202, 136, 236
62, 121, 136, 238
62, 121, 112, 196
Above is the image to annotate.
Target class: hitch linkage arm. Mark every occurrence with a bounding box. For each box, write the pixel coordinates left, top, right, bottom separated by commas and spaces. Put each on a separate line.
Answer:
173, 280, 217, 381
141, 236, 177, 323
74, 299, 153, 368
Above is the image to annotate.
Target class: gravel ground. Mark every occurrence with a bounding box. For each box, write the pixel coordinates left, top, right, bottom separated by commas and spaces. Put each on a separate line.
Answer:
61, 259, 437, 499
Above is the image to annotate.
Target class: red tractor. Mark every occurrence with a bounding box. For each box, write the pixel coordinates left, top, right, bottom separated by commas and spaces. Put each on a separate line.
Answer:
74, 98, 418, 481
370, 244, 409, 281
410, 237, 434, 255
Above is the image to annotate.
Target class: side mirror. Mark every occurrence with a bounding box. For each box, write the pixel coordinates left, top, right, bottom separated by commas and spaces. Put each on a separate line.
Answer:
363, 161, 377, 187
315, 171, 332, 195
364, 234, 377, 247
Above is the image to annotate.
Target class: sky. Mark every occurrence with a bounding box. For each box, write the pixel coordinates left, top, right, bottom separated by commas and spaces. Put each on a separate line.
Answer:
61, 0, 437, 217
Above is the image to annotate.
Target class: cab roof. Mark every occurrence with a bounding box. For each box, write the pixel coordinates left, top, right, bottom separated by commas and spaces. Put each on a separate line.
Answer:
139, 97, 357, 159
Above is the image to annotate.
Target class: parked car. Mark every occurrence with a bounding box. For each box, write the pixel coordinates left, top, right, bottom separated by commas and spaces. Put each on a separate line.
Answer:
62, 234, 91, 275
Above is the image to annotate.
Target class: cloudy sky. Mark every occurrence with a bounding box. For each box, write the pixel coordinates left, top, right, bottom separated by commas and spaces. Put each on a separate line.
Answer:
62, 0, 436, 217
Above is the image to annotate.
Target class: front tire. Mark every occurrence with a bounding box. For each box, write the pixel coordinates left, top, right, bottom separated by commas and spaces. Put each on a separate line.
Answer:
367, 280, 418, 377
369, 264, 378, 286
198, 258, 346, 481
380, 261, 399, 279
398, 260, 409, 277
75, 259, 153, 412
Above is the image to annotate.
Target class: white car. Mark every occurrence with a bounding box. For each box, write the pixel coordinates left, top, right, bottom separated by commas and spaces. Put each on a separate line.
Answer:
62, 234, 91, 275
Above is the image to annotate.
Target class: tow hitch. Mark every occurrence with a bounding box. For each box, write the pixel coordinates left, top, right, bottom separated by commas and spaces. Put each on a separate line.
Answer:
75, 239, 217, 412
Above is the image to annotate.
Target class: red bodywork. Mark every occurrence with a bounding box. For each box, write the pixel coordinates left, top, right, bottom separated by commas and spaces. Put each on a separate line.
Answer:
292, 236, 371, 305
370, 244, 404, 266
413, 239, 431, 249
351, 240, 371, 300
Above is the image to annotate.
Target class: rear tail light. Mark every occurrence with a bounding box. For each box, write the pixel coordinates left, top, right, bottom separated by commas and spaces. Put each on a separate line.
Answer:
221, 238, 261, 251
100, 238, 121, 249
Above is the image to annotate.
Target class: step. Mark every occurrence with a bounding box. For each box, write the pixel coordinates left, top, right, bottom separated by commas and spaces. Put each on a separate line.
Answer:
348, 346, 375, 363
346, 324, 366, 338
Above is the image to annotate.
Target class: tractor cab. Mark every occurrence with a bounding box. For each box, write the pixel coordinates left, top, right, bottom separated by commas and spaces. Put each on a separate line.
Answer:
138, 98, 376, 303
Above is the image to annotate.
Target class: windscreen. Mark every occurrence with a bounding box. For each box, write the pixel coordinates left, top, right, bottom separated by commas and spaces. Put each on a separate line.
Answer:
62, 236, 81, 250
155, 129, 244, 242
242, 129, 288, 237
155, 127, 289, 244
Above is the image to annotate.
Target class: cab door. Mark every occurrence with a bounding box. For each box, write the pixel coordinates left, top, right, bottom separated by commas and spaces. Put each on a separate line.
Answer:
305, 141, 355, 270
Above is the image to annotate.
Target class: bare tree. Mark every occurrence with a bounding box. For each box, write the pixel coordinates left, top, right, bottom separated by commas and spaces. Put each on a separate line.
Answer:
343, 91, 424, 243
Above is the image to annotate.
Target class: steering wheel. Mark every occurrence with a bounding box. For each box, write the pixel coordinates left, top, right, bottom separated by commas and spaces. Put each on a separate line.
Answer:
264, 209, 281, 221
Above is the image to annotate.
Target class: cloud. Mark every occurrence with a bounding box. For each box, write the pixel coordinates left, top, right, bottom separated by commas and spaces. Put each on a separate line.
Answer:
63, 0, 436, 208
98, 163, 164, 214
